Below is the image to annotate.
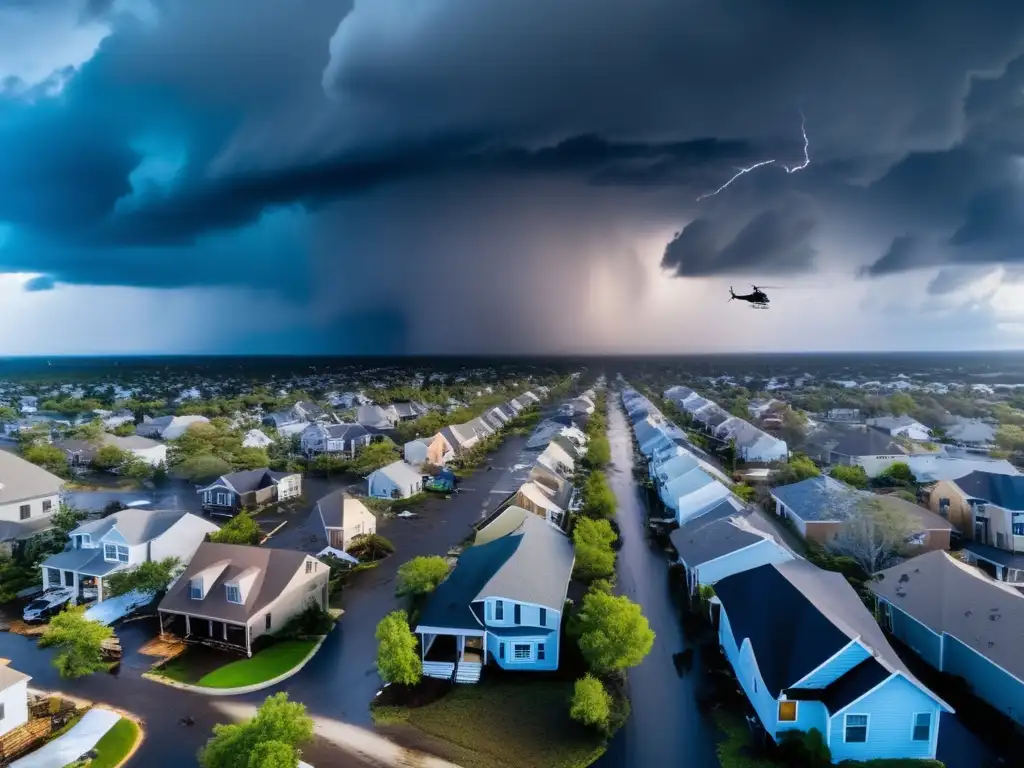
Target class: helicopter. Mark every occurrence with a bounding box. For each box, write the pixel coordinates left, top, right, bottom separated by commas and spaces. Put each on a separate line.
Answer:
729, 285, 773, 309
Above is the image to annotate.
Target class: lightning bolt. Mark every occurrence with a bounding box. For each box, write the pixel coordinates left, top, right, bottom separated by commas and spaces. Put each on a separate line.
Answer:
697, 112, 811, 201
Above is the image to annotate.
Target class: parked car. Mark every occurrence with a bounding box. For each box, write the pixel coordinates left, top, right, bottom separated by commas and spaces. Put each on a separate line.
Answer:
23, 588, 74, 623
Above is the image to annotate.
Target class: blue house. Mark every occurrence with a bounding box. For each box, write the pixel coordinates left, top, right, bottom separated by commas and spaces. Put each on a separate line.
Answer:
871, 550, 1024, 727
714, 560, 952, 762
414, 510, 574, 684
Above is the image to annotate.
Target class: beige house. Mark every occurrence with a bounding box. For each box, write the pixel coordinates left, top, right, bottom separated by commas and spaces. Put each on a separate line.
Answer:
158, 542, 329, 656
403, 433, 455, 467
317, 491, 377, 551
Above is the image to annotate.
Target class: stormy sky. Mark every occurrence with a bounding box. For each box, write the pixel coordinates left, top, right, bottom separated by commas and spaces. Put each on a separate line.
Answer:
3, 0, 1024, 354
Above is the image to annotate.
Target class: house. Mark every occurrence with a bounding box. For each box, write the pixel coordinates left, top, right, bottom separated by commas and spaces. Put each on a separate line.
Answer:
19, 396, 38, 414
748, 399, 782, 419
243, 429, 273, 449
316, 491, 376, 551
715, 560, 952, 762
771, 476, 952, 551
356, 405, 398, 431
0, 665, 30, 738
55, 434, 168, 468
198, 469, 303, 515
693, 403, 729, 428
0, 450, 64, 556
40, 508, 219, 602
390, 402, 429, 421
826, 408, 861, 422
909, 454, 1019, 484
944, 418, 996, 447
663, 385, 696, 406
404, 433, 455, 467
367, 460, 423, 499
872, 551, 1024, 727
670, 499, 793, 595
101, 409, 135, 430
513, 479, 571, 529
439, 423, 479, 453
925, 471, 1024, 581
867, 415, 932, 441
300, 423, 372, 456
157, 542, 329, 657
136, 414, 210, 441
734, 427, 788, 463
682, 396, 711, 414
820, 427, 909, 476
415, 511, 574, 684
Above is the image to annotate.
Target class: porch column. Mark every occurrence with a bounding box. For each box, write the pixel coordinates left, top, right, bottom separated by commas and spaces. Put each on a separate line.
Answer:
209, 619, 214, 636
72, 572, 79, 604
42, 568, 49, 591
185, 614, 191, 635
223, 622, 228, 641
158, 612, 164, 636
458, 635, 465, 661
420, 634, 425, 661
246, 624, 252, 657
97, 578, 104, 603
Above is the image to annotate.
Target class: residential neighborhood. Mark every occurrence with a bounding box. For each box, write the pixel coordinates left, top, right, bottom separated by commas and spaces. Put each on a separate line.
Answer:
0, 358, 1021, 768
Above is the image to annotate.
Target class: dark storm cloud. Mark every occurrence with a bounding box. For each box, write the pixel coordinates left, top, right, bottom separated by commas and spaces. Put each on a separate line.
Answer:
661, 201, 818, 278
926, 267, 1000, 296
3, 0, 1024, 345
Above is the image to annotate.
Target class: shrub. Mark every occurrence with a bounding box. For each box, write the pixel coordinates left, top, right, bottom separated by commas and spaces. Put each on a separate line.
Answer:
375, 610, 421, 686
346, 533, 395, 561
395, 556, 450, 598
276, 599, 334, 639
569, 674, 611, 731
209, 513, 262, 546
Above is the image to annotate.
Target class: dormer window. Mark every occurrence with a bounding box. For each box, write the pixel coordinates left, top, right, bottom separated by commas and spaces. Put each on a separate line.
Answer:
190, 579, 203, 599
103, 543, 129, 563
225, 584, 242, 604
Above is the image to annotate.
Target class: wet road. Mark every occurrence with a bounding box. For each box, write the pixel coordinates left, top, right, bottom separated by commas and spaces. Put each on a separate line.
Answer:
595, 392, 719, 768
1, 431, 538, 766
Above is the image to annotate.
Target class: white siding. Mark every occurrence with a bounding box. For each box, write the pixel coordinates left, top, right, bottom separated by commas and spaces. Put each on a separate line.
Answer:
0, 679, 29, 737
0, 492, 61, 524
150, 515, 221, 563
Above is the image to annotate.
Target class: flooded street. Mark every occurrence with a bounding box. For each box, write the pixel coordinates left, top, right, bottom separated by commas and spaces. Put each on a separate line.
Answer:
595, 392, 719, 768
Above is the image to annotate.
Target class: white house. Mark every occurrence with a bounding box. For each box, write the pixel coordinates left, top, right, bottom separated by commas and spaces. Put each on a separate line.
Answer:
56, 434, 168, 468
316, 490, 377, 551
368, 460, 424, 499
40, 508, 219, 602
867, 415, 932, 441
300, 423, 372, 456
0, 450, 64, 555
136, 414, 210, 441
243, 429, 273, 449
0, 665, 30, 737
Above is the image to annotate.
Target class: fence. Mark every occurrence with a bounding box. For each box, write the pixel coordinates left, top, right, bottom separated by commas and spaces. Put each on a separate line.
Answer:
0, 700, 81, 764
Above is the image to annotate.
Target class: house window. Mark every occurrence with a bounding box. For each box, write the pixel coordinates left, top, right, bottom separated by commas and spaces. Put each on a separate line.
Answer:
499, 642, 505, 660
265, 613, 272, 630
42, 500, 52, 514
844, 714, 869, 743
495, 600, 504, 621
216, 492, 229, 506
512, 643, 532, 661
539, 607, 547, 627
19, 504, 30, 520
226, 585, 242, 604
190, 579, 203, 600
537, 643, 545, 661
104, 543, 129, 563
1013, 515, 1024, 536
514, 604, 521, 625
778, 701, 797, 722
305, 560, 313, 574
912, 713, 931, 742
203, 491, 212, 504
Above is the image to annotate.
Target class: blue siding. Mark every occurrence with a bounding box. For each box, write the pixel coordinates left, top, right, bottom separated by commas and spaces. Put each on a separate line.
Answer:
942, 634, 1024, 727
779, 699, 828, 741
481, 597, 561, 673
697, 540, 794, 586
828, 675, 941, 762
720, 607, 782, 736
887, 603, 943, 670
795, 642, 871, 689
486, 632, 559, 672
103, 528, 129, 546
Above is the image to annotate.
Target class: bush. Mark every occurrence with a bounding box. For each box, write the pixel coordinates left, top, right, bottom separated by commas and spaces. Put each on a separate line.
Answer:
276, 599, 334, 639
572, 518, 618, 581
569, 674, 611, 731
581, 471, 616, 520
375, 610, 421, 686
778, 727, 830, 767
346, 533, 395, 561
584, 436, 611, 470
395, 556, 450, 598
209, 513, 262, 546
830, 464, 869, 489
732, 483, 757, 503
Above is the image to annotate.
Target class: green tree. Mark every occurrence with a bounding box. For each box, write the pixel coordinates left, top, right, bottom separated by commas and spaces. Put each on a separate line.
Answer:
72, 420, 106, 443
570, 587, 654, 675
178, 455, 234, 484
22, 443, 68, 477
995, 424, 1024, 454
198, 692, 313, 768
773, 454, 820, 486
121, 455, 155, 480
569, 674, 612, 731
572, 518, 617, 581
112, 421, 137, 437
887, 392, 916, 416
581, 471, 616, 519
349, 441, 401, 475
375, 610, 421, 685
105, 557, 181, 598
0, 405, 17, 422
38, 605, 114, 678
732, 483, 757, 503
830, 464, 869, 489
881, 461, 914, 484
93, 444, 128, 472
51, 503, 86, 537
209, 513, 262, 546
395, 556, 450, 597
583, 436, 611, 470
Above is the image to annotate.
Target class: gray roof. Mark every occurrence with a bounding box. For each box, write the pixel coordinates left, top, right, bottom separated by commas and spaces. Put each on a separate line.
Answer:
323, 423, 369, 440
73, 508, 198, 546
316, 489, 374, 529
0, 516, 55, 542
42, 547, 124, 577
953, 470, 1024, 510
0, 665, 31, 691
158, 541, 315, 623
772, 476, 862, 522
670, 503, 770, 567
871, 550, 1024, 682
56, 434, 162, 454
213, 469, 297, 495
0, 450, 64, 505
374, 460, 423, 486
476, 514, 574, 610
830, 427, 905, 458
357, 405, 393, 429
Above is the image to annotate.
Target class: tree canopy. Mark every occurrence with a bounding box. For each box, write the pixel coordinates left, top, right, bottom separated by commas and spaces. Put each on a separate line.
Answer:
105, 557, 181, 598
569, 674, 612, 731
198, 692, 313, 768
21, 442, 68, 477
570, 586, 654, 675
395, 556, 450, 598
168, 419, 269, 482
572, 517, 618, 582
209, 513, 262, 546
581, 471, 616, 520
38, 605, 114, 678
830, 464, 869, 489
831, 498, 919, 574
375, 610, 421, 686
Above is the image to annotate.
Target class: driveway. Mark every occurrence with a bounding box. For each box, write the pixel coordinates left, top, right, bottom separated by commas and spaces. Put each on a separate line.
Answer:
0, 428, 539, 766
594, 393, 719, 768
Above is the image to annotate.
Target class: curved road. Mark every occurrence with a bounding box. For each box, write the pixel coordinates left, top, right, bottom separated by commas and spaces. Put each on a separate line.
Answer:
595, 391, 719, 768
1, 430, 539, 767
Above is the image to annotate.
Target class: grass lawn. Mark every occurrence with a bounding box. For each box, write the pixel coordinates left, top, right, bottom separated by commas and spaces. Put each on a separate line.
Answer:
373, 678, 606, 768
196, 639, 318, 688
87, 717, 141, 768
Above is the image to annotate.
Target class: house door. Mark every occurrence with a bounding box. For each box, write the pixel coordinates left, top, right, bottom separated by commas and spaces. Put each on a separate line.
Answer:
974, 518, 988, 543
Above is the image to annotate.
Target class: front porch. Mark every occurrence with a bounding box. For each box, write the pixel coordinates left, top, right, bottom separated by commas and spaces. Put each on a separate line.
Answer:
419, 629, 485, 684
159, 610, 252, 656
42, 564, 117, 603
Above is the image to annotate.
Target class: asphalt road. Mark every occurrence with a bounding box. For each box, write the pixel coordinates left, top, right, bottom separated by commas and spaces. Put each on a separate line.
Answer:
0, 430, 537, 767
594, 392, 719, 768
